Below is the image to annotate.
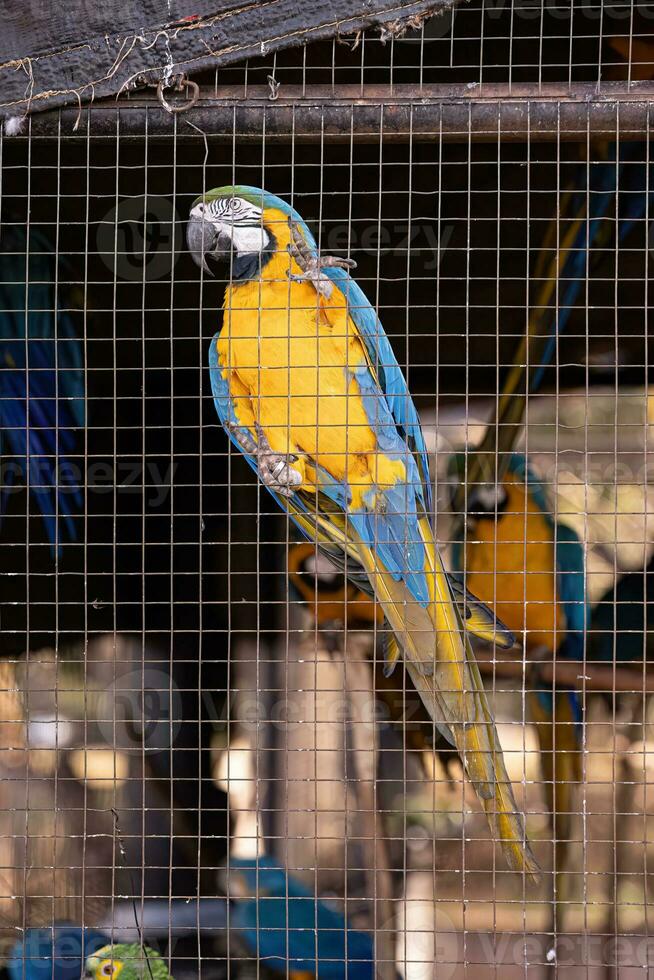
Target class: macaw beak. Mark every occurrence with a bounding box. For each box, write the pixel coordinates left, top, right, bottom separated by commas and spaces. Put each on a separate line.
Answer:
186, 211, 217, 275
186, 209, 232, 276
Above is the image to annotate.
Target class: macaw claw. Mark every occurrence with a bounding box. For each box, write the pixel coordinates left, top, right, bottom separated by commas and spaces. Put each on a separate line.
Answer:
258, 453, 303, 497
225, 421, 302, 497
287, 219, 356, 299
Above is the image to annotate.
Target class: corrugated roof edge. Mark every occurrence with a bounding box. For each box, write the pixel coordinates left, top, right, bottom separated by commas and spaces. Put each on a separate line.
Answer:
0, 0, 460, 125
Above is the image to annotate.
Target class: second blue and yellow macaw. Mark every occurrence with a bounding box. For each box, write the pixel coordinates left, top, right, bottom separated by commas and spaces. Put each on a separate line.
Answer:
187, 186, 538, 879
452, 453, 586, 895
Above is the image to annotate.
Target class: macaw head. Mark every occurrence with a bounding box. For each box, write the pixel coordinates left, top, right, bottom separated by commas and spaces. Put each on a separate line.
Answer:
289, 542, 383, 628
447, 452, 509, 519
84, 943, 171, 980
466, 481, 510, 517
447, 450, 554, 521
187, 185, 315, 279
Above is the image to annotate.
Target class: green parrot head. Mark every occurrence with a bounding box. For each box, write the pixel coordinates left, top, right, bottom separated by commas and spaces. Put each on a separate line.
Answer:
186, 185, 314, 278
84, 943, 172, 980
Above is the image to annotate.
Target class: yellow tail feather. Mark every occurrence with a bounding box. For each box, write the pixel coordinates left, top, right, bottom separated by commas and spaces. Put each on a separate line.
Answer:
407, 660, 540, 880
528, 690, 581, 854
281, 494, 540, 879
355, 526, 540, 881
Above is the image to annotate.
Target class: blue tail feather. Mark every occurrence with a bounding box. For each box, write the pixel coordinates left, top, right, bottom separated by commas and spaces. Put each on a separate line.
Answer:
531, 142, 651, 394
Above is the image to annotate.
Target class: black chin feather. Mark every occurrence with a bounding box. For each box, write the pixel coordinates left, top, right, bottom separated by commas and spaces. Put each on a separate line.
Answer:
231, 229, 277, 282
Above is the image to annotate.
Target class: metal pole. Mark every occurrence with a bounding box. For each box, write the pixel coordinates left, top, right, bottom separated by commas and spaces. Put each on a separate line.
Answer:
22, 82, 654, 141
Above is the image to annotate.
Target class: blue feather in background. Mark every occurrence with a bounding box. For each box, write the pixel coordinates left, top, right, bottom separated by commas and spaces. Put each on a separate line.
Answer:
0, 225, 84, 551
6, 926, 107, 980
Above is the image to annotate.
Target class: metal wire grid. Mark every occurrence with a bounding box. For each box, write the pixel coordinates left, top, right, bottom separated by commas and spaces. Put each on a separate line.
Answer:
1, 60, 654, 980
188, 1, 650, 97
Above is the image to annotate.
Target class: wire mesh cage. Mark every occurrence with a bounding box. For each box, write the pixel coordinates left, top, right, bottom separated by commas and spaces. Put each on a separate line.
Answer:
1, 3, 654, 978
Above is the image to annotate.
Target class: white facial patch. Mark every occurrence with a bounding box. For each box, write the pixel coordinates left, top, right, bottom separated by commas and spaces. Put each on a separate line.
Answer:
472, 483, 508, 511
192, 196, 270, 256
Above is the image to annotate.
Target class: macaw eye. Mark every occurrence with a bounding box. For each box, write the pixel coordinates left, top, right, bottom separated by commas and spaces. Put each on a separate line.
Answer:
101, 964, 115, 976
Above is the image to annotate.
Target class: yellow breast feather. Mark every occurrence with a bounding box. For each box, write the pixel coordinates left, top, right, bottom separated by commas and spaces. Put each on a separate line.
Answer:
463, 473, 564, 651
216, 209, 405, 506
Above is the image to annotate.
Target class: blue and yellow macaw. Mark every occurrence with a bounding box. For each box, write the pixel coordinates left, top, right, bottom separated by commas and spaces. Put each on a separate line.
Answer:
288, 540, 383, 632
0, 225, 84, 551
452, 453, 587, 868
228, 855, 376, 980
447, 143, 651, 937
187, 186, 538, 879
451, 452, 587, 943
450, 140, 648, 826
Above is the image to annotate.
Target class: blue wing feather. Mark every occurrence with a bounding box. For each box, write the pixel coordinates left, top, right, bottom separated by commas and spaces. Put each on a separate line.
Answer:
555, 521, 587, 662
553, 522, 586, 726
325, 264, 432, 511
0, 226, 84, 550
532, 143, 652, 393
228, 856, 374, 980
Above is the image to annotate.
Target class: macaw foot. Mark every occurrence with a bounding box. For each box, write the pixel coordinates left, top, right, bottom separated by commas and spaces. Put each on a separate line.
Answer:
287, 219, 356, 299
226, 421, 303, 497
224, 421, 257, 456
254, 423, 304, 497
